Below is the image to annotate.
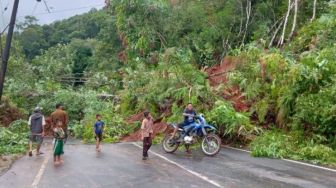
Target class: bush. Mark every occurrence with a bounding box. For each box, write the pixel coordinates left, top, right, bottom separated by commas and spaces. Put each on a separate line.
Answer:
250, 129, 299, 158
8, 120, 29, 133
251, 129, 336, 166
207, 100, 261, 139
39, 89, 92, 123
0, 127, 28, 155
297, 145, 336, 165
75, 102, 134, 143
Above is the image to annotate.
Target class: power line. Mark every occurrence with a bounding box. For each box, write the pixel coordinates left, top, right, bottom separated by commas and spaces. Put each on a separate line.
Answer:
3, 0, 10, 11
0, 0, 6, 28
42, 0, 50, 13
1, 22, 8, 34
17, 4, 105, 20
31, 1, 38, 15
32, 4, 104, 16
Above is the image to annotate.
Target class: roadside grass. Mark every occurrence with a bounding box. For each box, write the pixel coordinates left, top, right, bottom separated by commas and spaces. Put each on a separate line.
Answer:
152, 133, 164, 145
250, 129, 336, 167
72, 121, 139, 144
0, 120, 29, 155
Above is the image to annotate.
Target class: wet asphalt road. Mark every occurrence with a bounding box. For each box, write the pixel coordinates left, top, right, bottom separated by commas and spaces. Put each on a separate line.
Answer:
0, 141, 336, 188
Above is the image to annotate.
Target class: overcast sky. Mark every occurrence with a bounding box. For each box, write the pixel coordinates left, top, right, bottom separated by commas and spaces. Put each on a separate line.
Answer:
0, 0, 105, 30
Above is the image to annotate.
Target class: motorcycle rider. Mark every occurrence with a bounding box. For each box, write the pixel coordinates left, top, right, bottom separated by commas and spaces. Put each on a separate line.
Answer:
170, 103, 197, 142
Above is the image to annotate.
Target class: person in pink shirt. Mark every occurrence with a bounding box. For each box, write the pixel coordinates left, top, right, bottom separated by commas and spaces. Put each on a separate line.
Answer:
141, 111, 153, 160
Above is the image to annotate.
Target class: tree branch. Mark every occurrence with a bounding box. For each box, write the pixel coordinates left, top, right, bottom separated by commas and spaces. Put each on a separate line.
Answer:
288, 0, 298, 41
241, 0, 252, 45
311, 0, 317, 22
269, 19, 284, 48
278, 0, 294, 47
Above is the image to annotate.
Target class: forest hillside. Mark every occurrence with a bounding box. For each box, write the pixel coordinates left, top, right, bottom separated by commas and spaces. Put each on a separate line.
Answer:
1, 0, 336, 166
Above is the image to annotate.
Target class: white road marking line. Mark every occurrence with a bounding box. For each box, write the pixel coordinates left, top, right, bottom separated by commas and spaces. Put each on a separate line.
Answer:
224, 146, 251, 153
31, 146, 51, 188
132, 143, 223, 188
224, 146, 336, 173
282, 159, 336, 173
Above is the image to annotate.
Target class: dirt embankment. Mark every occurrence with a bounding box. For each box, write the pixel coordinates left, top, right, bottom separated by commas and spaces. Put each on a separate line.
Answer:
0, 97, 25, 127
207, 56, 249, 112
122, 112, 173, 142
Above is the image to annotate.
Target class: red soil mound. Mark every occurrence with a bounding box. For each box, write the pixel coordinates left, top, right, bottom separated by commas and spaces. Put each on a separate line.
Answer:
207, 56, 238, 86
126, 111, 145, 124
122, 122, 173, 142
0, 97, 24, 127
44, 117, 54, 136
207, 56, 250, 112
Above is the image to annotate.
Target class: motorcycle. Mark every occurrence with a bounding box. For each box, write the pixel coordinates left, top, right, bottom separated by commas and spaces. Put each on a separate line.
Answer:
162, 114, 221, 156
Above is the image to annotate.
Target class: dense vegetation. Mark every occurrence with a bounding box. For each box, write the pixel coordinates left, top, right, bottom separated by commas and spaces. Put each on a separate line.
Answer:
1, 0, 336, 166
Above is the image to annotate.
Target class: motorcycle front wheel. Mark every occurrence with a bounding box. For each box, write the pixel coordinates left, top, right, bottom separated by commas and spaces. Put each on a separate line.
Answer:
201, 134, 221, 156
162, 133, 180, 153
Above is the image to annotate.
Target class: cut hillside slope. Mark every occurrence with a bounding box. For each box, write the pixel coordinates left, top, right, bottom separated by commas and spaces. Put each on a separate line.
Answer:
122, 56, 250, 142
122, 122, 170, 142
122, 112, 173, 142
207, 56, 249, 112
0, 98, 24, 127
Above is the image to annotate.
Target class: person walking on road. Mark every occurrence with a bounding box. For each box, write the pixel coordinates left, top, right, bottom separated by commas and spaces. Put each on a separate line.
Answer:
94, 114, 105, 152
53, 120, 65, 166
51, 103, 69, 143
141, 111, 153, 160
28, 107, 46, 157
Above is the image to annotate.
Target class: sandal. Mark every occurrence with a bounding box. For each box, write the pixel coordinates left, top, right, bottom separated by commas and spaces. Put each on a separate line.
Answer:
36, 152, 44, 156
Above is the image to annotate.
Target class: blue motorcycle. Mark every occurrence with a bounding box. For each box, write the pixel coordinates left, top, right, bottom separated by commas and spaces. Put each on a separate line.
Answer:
162, 115, 221, 156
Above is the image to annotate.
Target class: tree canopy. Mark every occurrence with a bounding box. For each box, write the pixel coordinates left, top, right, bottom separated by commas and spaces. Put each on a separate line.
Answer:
2, 0, 336, 165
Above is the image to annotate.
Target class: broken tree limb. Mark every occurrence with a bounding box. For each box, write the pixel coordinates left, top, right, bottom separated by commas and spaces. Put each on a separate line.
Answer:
268, 15, 285, 33
206, 70, 230, 79
269, 19, 284, 48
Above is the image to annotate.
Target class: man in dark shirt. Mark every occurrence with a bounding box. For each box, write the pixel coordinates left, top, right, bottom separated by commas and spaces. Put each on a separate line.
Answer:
183, 103, 197, 125
94, 114, 105, 152
28, 107, 46, 157
170, 103, 197, 141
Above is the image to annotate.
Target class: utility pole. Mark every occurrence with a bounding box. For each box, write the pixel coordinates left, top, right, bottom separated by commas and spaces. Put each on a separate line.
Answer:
0, 0, 19, 102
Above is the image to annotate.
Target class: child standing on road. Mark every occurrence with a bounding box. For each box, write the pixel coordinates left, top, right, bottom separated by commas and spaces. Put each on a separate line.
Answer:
141, 111, 153, 160
53, 121, 65, 166
94, 114, 105, 152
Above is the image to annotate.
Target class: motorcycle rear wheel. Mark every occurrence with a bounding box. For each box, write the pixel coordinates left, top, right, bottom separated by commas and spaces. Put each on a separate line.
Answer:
162, 133, 180, 153
201, 134, 221, 156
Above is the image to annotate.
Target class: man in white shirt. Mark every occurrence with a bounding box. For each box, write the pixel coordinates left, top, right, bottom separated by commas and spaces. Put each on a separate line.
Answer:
28, 107, 46, 156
